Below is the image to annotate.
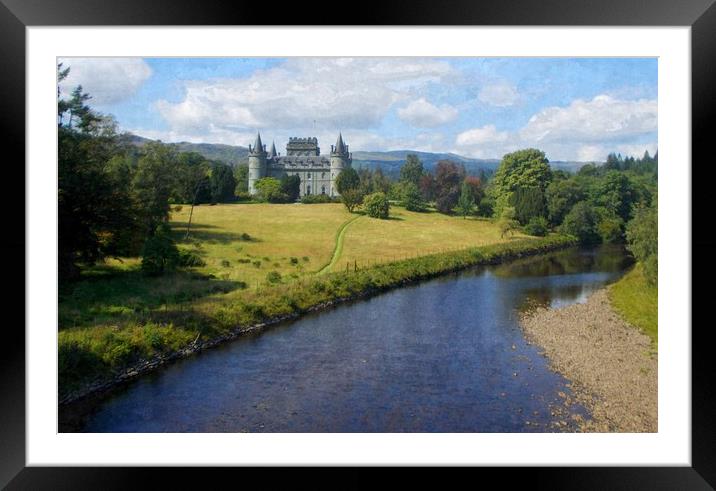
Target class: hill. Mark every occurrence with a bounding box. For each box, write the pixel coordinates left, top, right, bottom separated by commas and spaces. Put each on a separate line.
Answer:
126, 133, 594, 175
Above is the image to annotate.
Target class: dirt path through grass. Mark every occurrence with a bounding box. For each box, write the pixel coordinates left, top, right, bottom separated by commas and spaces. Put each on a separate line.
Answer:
317, 214, 362, 275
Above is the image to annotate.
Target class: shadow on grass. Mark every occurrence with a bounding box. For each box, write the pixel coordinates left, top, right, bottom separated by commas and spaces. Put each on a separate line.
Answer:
59, 267, 246, 330
170, 221, 262, 244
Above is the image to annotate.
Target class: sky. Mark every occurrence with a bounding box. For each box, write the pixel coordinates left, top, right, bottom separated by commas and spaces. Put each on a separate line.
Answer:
58, 57, 658, 162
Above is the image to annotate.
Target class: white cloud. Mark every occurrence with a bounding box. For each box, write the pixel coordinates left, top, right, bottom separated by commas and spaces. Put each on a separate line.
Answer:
519, 94, 657, 144
477, 83, 519, 107
154, 58, 453, 137
397, 98, 458, 128
456, 125, 509, 146
58, 57, 152, 106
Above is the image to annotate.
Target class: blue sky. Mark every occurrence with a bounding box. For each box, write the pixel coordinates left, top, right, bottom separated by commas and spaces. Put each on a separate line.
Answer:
58, 57, 657, 161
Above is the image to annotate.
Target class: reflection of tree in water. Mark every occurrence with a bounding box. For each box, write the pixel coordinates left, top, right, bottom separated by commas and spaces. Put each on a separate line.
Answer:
519, 284, 592, 313
491, 245, 633, 278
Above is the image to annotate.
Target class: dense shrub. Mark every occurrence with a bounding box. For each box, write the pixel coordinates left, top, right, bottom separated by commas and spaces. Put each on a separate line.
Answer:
178, 249, 206, 267
524, 216, 549, 237
400, 182, 426, 212
363, 192, 390, 219
626, 200, 657, 284
141, 223, 180, 276
560, 201, 600, 244
301, 194, 333, 204
266, 271, 282, 283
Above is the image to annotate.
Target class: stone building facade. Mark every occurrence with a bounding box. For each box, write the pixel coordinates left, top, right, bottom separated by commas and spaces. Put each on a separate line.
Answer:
247, 133, 352, 198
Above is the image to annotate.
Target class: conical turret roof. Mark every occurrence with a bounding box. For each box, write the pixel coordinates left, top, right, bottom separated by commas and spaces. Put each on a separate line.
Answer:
334, 133, 346, 154
269, 141, 277, 157
252, 132, 264, 153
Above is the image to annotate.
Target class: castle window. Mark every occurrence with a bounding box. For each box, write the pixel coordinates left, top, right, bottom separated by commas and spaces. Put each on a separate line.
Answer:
307, 185, 311, 195
307, 173, 312, 179
321, 185, 326, 195
321, 172, 325, 179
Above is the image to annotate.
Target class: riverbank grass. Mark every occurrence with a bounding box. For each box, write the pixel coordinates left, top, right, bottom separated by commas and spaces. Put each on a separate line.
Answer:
608, 263, 658, 347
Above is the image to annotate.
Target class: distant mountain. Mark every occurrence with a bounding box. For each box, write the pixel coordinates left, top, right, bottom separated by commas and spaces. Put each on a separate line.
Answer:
126, 133, 595, 175
127, 134, 249, 166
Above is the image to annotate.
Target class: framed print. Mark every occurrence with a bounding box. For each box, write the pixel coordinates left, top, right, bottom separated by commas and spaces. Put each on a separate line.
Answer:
4, 0, 715, 487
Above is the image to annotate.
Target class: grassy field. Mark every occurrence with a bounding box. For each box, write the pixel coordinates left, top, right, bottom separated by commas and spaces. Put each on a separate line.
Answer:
58, 202, 569, 399
334, 208, 527, 271
608, 263, 658, 347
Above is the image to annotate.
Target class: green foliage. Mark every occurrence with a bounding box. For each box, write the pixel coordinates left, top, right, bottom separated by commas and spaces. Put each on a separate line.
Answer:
626, 199, 658, 284
491, 148, 552, 217
301, 193, 334, 204
593, 170, 641, 222
546, 178, 585, 226
400, 182, 426, 212
280, 174, 301, 202
596, 212, 624, 244
524, 216, 549, 237
141, 223, 181, 276
509, 186, 546, 225
456, 180, 476, 218
178, 249, 206, 267
608, 264, 658, 347
209, 162, 237, 203
335, 167, 360, 194
340, 188, 365, 213
434, 160, 465, 214
400, 154, 424, 185
255, 177, 289, 203
363, 192, 390, 219
132, 142, 178, 232
497, 206, 520, 238
234, 163, 249, 194
560, 201, 600, 244
266, 271, 282, 283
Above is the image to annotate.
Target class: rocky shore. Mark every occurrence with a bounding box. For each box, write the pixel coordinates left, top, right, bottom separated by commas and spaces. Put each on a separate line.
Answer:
520, 289, 657, 432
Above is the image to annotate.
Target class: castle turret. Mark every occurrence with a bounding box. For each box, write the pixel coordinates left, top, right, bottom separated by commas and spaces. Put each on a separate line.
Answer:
248, 132, 267, 195
330, 133, 352, 197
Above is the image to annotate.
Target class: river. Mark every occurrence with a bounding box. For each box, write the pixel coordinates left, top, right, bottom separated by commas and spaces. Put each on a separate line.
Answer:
61, 245, 632, 432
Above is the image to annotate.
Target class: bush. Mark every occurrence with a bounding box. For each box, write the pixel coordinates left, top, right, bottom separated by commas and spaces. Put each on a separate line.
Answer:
363, 192, 390, 219
220, 259, 231, 267
626, 200, 657, 284
301, 194, 333, 204
560, 201, 600, 244
400, 182, 426, 212
141, 223, 180, 276
178, 249, 206, 267
524, 216, 549, 237
597, 215, 624, 244
266, 271, 282, 283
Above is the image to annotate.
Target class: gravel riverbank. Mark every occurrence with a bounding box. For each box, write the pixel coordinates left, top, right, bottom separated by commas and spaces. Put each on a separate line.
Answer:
520, 289, 657, 432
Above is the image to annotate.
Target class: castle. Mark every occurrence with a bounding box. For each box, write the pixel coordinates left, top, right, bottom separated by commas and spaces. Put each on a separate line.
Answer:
248, 133, 352, 198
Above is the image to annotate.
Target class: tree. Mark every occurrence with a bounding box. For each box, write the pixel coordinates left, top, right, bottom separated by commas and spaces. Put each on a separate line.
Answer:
371, 166, 391, 194
280, 174, 301, 202
525, 216, 549, 237
400, 154, 424, 185
626, 198, 658, 284
254, 177, 288, 203
141, 222, 180, 276
498, 207, 519, 238
209, 162, 237, 203
335, 167, 360, 194
593, 170, 640, 222
58, 67, 136, 279
400, 182, 426, 212
363, 192, 390, 219
132, 142, 178, 234
546, 178, 585, 226
418, 173, 436, 202
491, 148, 552, 217
434, 160, 465, 214
510, 186, 546, 225
560, 201, 600, 244
456, 180, 476, 218
234, 164, 249, 194
463, 176, 484, 207
340, 188, 364, 213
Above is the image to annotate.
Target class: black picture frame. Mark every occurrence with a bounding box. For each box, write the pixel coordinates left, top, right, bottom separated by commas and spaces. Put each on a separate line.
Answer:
3, 0, 714, 487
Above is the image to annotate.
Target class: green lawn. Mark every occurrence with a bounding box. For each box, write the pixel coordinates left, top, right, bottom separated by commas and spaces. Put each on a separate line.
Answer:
608, 263, 658, 347
333, 207, 528, 272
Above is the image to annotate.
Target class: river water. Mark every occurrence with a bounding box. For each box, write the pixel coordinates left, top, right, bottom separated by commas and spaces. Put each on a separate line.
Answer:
63, 245, 632, 432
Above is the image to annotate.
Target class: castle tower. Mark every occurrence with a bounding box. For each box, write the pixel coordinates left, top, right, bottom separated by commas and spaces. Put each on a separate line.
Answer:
330, 133, 352, 197
248, 132, 267, 195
